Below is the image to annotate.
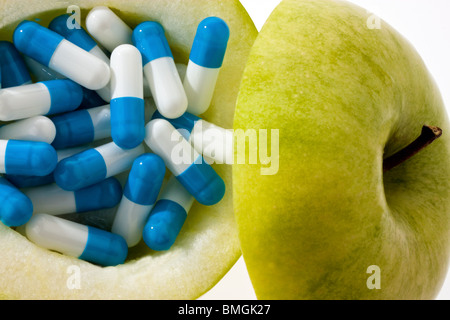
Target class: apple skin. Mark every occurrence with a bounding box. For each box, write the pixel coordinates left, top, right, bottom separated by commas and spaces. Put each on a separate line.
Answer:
234, 0, 450, 299
0, 0, 257, 299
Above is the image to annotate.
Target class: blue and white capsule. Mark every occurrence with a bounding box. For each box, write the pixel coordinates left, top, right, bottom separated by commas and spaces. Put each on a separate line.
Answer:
25, 213, 128, 266
22, 56, 106, 109
133, 22, 188, 119
48, 14, 110, 64
184, 17, 229, 115
0, 140, 57, 176
51, 104, 111, 149
0, 41, 32, 88
54, 141, 145, 191
143, 175, 194, 251
0, 79, 83, 121
6, 145, 91, 189
112, 153, 165, 247
145, 119, 225, 206
13, 21, 110, 90
152, 110, 233, 165
49, 14, 112, 102
22, 177, 122, 216
0, 116, 56, 144
110, 44, 145, 149
0, 177, 33, 227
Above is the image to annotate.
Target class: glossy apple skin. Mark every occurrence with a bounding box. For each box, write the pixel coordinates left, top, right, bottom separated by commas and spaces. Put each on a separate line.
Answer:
234, 0, 450, 299
0, 0, 257, 299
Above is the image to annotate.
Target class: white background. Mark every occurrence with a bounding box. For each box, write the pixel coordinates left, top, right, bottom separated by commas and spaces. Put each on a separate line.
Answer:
199, 0, 450, 300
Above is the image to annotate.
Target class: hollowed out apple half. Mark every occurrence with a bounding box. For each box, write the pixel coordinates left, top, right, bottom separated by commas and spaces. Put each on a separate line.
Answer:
0, 0, 257, 299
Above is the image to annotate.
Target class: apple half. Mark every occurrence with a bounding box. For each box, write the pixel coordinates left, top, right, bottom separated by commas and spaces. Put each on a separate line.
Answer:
233, 0, 450, 299
0, 0, 257, 299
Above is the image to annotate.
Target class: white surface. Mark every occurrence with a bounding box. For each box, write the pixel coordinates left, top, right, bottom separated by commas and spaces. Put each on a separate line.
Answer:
158, 175, 195, 214
0, 116, 56, 143
89, 45, 112, 102
112, 195, 153, 247
199, 0, 450, 300
144, 57, 188, 119
49, 39, 110, 90
0, 82, 51, 121
23, 56, 66, 81
85, 8, 152, 98
86, 104, 111, 141
184, 60, 220, 115
95, 141, 144, 177
25, 214, 88, 258
86, 6, 133, 53
0, 139, 8, 173
191, 120, 234, 165
145, 119, 199, 175
89, 45, 110, 64
56, 145, 92, 162
110, 44, 143, 99
23, 183, 77, 215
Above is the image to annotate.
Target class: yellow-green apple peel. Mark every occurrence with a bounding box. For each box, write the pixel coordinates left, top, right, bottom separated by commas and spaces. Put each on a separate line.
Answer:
234, 0, 450, 299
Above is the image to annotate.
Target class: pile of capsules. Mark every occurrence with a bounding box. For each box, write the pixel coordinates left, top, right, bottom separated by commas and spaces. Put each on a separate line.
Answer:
0, 6, 232, 267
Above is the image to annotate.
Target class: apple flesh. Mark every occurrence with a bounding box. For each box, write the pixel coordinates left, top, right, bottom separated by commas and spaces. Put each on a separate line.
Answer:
234, 0, 450, 299
0, 0, 257, 299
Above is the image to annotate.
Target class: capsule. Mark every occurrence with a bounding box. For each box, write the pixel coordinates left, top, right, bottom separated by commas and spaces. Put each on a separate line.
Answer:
133, 22, 188, 119
48, 14, 110, 64
6, 145, 90, 188
22, 177, 122, 216
0, 79, 83, 121
77, 89, 108, 109
0, 41, 32, 88
49, 14, 111, 102
0, 140, 57, 176
22, 55, 65, 81
25, 213, 128, 266
22, 56, 106, 109
0, 116, 56, 144
13, 21, 110, 90
143, 175, 194, 251
112, 154, 165, 247
184, 17, 229, 115
144, 119, 225, 206
50, 12, 151, 100
152, 110, 233, 164
54, 141, 145, 191
85, 6, 133, 53
51, 104, 111, 149
0, 177, 33, 227
110, 44, 145, 149
84, 6, 154, 98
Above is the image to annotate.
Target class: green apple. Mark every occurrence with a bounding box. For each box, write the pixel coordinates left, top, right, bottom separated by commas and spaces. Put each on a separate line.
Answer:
0, 0, 257, 299
234, 0, 450, 299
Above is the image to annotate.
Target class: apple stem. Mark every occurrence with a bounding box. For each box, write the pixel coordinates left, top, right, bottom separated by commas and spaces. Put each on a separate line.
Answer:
383, 125, 442, 172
